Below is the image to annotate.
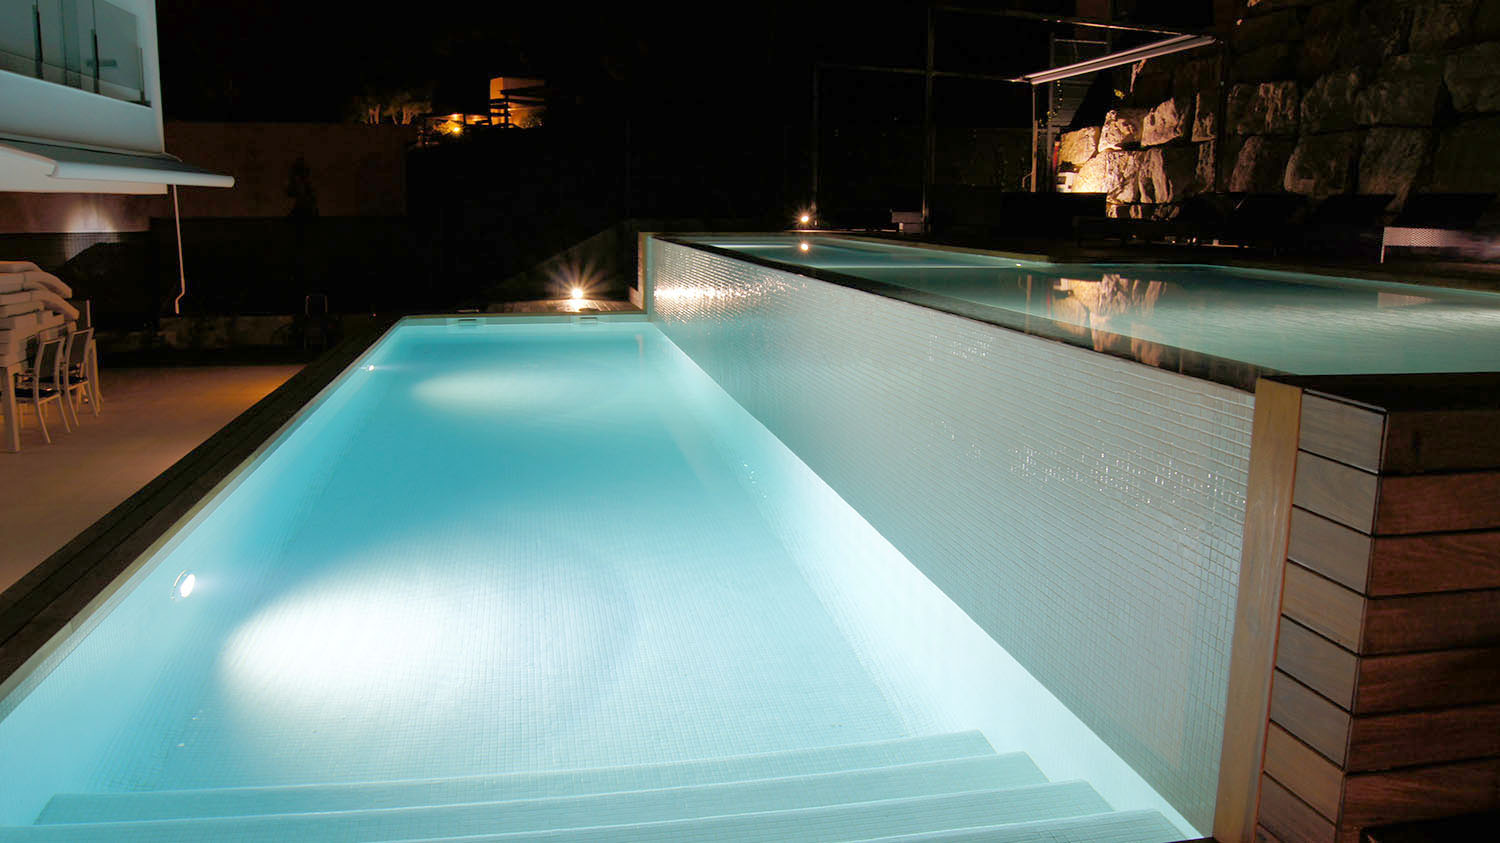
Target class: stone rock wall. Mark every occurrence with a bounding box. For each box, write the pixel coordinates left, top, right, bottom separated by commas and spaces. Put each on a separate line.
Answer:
1059, 0, 1500, 219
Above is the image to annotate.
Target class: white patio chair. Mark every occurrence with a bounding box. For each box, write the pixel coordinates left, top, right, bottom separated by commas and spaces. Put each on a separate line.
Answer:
14, 336, 69, 444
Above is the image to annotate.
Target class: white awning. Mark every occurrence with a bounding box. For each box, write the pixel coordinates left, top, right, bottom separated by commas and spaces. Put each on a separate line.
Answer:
0, 137, 234, 193
1014, 34, 1217, 85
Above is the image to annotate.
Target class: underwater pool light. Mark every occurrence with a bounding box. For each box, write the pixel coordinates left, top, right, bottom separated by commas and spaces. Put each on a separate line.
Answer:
173, 571, 197, 600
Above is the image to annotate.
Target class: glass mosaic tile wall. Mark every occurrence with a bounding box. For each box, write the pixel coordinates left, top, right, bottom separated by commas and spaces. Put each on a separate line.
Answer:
647, 238, 1256, 829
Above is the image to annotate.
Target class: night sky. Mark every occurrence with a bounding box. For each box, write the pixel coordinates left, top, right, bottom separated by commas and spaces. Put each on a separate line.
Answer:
152, 1, 1192, 127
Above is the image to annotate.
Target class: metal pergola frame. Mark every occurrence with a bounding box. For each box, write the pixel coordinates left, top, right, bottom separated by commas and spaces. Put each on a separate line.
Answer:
807, 6, 1216, 224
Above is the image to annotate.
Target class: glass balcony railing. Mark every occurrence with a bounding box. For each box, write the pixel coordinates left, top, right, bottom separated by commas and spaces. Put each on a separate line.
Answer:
0, 0, 146, 105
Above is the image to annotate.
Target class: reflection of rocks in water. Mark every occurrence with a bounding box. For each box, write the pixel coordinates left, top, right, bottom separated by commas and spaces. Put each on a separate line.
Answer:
1054, 273, 1177, 370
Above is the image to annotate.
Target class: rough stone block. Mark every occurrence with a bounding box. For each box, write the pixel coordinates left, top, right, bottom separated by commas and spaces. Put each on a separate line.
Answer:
1196, 139, 1217, 191
1229, 81, 1301, 134
1058, 127, 1101, 169
1230, 135, 1297, 192
1359, 127, 1432, 195
1283, 131, 1363, 196
1481, 0, 1500, 38
1233, 9, 1303, 52
1129, 60, 1176, 107
1301, 69, 1365, 133
1227, 84, 1265, 135
1246, 0, 1315, 9
1265, 82, 1303, 134
1142, 97, 1195, 146
1074, 149, 1144, 202
1409, 0, 1478, 52
1298, 28, 1345, 80
1174, 58, 1221, 102
1355, 54, 1444, 126
1232, 42, 1297, 82
1099, 108, 1149, 150
1445, 43, 1500, 113
1306, 0, 1358, 32
1139, 145, 1201, 203
1432, 116, 1500, 191
1338, 0, 1413, 69
1192, 92, 1218, 141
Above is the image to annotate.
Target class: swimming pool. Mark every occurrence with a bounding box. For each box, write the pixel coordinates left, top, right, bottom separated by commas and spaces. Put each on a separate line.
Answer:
0, 319, 1191, 841
673, 234, 1500, 386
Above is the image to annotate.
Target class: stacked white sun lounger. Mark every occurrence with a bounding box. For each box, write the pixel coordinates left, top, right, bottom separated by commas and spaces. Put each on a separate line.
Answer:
0, 261, 78, 367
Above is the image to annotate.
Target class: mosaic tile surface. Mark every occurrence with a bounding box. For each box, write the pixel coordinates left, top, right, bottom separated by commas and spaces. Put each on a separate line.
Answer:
649, 239, 1256, 829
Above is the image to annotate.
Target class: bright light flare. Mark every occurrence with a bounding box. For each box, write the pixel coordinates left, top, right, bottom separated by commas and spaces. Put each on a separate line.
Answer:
174, 572, 196, 600
799, 241, 811, 252
570, 287, 584, 301
799, 213, 811, 224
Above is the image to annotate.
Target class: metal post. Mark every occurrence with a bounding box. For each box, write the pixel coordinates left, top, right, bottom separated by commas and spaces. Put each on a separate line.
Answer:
1029, 86, 1037, 193
921, 5, 935, 228
172, 185, 187, 315
810, 65, 820, 221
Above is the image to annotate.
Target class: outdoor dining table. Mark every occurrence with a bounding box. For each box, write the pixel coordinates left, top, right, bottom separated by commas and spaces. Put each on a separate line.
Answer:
1, 310, 67, 452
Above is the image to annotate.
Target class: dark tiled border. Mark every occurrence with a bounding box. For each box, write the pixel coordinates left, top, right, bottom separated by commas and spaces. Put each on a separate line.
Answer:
655, 235, 1270, 392
0, 317, 399, 689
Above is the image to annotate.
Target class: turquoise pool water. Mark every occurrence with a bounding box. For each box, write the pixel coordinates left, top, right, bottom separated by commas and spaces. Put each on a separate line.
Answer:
685, 234, 1500, 377
0, 321, 1190, 841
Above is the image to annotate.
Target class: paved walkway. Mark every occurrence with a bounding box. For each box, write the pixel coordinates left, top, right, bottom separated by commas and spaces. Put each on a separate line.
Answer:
0, 365, 300, 592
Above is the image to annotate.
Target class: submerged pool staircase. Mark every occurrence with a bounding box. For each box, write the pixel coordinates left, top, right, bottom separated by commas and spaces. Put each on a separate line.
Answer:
0, 732, 1181, 842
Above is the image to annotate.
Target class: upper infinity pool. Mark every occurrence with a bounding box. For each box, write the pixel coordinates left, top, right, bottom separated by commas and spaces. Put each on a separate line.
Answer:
677, 234, 1500, 379
0, 321, 1189, 842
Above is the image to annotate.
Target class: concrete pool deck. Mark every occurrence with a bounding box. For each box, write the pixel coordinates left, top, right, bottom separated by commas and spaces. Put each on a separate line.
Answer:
0, 365, 301, 592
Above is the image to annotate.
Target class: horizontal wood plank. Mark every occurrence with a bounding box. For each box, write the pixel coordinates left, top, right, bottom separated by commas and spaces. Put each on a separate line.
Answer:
1342, 757, 1500, 830
1265, 722, 1344, 821
1283, 563, 1366, 652
1295, 452, 1379, 533
1277, 619, 1358, 710
1270, 670, 1351, 765
1347, 703, 1500, 771
1259, 773, 1338, 843
1368, 529, 1500, 596
1356, 646, 1500, 713
1289, 508, 1371, 593
1300, 394, 1386, 473
1362, 589, 1500, 654
1386, 409, 1500, 473
1376, 471, 1500, 534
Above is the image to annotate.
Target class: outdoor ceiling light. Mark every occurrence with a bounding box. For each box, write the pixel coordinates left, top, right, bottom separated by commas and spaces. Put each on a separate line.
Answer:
1014, 34, 1217, 85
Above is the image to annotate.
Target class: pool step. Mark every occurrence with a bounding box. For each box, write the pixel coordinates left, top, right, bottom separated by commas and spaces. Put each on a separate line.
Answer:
0, 781, 1115, 843
36, 731, 1017, 824
843, 810, 1185, 843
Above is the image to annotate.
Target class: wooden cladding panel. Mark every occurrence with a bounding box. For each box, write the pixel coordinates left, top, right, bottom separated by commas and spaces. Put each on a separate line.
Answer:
1270, 670, 1350, 766
1385, 409, 1500, 474
1377, 471, 1500, 534
1259, 774, 1337, 843
1282, 563, 1365, 652
1363, 589, 1500, 654
1265, 723, 1344, 821
1299, 394, 1385, 473
1276, 619, 1358, 710
1288, 508, 1370, 592
1285, 510, 1500, 597
1356, 647, 1500, 713
1216, 379, 1303, 843
1347, 703, 1500, 771
1342, 757, 1500, 830
1294, 452, 1379, 533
